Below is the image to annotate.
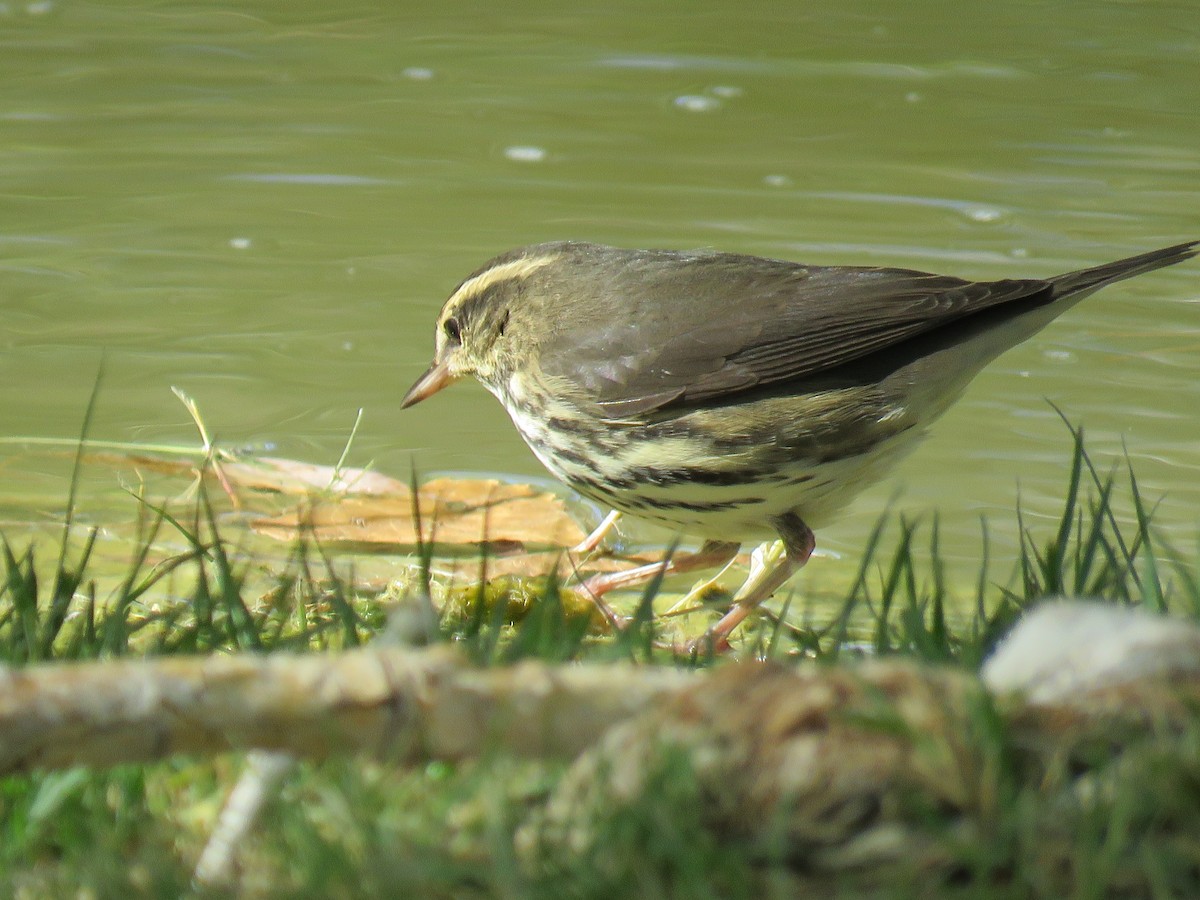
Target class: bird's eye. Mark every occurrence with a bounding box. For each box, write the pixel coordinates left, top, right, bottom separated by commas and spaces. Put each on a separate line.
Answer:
443, 317, 462, 345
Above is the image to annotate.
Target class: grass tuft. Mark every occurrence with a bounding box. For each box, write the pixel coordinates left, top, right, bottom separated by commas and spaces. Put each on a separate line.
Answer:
0, 417, 1197, 895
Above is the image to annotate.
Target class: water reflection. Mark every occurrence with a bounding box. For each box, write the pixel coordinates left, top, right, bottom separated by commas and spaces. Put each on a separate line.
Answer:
0, 0, 1195, 593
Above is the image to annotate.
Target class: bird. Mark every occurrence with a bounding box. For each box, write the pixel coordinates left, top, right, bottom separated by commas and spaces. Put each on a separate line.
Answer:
402, 238, 1197, 647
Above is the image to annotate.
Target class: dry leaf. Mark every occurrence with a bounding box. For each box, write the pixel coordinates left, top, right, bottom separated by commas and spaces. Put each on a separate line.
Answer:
84, 451, 407, 497
252, 476, 587, 550
216, 457, 408, 496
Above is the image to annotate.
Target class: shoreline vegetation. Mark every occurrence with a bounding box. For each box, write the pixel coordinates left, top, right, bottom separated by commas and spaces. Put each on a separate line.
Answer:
1, 403, 1198, 896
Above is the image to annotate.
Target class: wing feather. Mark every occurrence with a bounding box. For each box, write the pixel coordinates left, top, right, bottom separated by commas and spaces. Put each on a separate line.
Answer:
533, 245, 1053, 420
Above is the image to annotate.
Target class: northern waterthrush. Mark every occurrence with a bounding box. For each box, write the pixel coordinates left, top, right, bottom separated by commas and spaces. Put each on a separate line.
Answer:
402, 239, 1197, 645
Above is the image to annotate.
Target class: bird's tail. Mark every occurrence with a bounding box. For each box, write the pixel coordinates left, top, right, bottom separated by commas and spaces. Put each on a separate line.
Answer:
1050, 240, 1197, 299
893, 239, 1196, 421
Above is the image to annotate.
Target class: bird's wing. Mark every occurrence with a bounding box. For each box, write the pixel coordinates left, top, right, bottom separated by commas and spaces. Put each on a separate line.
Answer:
536, 250, 1053, 420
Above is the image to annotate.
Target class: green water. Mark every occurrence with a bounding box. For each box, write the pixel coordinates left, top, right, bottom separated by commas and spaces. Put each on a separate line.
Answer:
2, 1, 1197, 593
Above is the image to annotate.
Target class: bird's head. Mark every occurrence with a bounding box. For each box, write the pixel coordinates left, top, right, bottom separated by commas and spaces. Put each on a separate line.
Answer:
401, 246, 567, 408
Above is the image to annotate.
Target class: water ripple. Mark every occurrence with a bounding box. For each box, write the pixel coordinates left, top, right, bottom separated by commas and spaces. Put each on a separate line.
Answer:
223, 173, 396, 185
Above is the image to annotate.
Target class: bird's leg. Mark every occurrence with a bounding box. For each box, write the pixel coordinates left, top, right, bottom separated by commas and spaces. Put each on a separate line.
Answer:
571, 509, 622, 555
696, 512, 815, 651
577, 539, 741, 601
663, 553, 744, 616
